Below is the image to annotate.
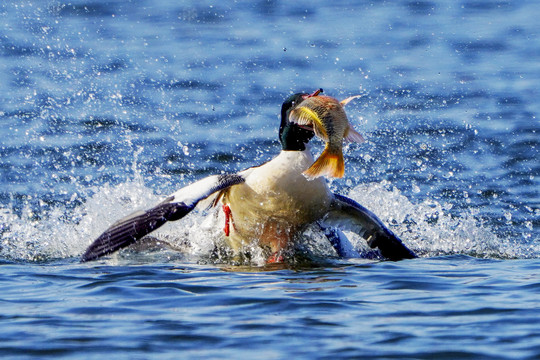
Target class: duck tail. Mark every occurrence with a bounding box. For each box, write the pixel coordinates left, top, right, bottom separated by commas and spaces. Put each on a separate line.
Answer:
303, 144, 345, 180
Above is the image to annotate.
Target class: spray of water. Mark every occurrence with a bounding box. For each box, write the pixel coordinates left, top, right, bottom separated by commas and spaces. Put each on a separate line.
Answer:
1, 175, 536, 263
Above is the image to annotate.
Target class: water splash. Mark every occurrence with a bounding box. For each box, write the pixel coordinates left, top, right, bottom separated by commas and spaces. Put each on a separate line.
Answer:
347, 181, 539, 259
1, 176, 536, 263
0, 177, 158, 262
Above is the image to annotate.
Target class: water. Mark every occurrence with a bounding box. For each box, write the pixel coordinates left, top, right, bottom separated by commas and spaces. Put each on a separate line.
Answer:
1, 259, 539, 359
0, 0, 538, 358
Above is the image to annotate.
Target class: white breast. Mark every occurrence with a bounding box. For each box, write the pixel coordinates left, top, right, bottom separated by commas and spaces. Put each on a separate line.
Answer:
245, 150, 329, 203
223, 149, 332, 250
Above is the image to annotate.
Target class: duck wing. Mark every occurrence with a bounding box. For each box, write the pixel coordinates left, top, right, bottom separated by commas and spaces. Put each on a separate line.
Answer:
323, 193, 416, 261
317, 222, 359, 258
81, 174, 245, 262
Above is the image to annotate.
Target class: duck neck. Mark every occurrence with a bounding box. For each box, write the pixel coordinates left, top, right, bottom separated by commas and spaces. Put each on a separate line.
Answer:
279, 113, 314, 151
280, 125, 311, 151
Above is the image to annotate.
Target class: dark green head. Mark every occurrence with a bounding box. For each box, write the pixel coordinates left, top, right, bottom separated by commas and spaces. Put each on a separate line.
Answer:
279, 89, 323, 151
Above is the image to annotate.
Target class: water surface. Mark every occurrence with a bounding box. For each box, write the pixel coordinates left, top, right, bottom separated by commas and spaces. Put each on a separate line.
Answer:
0, 1, 538, 358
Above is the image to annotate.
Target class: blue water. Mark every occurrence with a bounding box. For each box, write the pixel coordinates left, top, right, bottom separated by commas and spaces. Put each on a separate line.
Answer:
0, 0, 539, 358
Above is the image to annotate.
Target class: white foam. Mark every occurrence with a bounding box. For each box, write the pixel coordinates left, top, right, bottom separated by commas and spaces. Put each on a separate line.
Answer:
0, 179, 536, 262
347, 181, 537, 259
0, 178, 158, 261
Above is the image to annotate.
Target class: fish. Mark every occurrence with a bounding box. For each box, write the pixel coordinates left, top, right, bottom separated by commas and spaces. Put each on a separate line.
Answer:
288, 89, 365, 179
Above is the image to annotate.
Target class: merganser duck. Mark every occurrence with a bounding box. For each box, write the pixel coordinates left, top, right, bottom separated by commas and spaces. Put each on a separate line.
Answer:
81, 90, 416, 263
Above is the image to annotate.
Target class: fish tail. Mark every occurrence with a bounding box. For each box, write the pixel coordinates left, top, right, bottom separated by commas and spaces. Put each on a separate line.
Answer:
303, 144, 345, 180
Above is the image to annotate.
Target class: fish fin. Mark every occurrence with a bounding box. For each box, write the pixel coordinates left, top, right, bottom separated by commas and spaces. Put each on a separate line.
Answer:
303, 144, 345, 180
340, 95, 363, 106
289, 106, 328, 140
344, 125, 365, 143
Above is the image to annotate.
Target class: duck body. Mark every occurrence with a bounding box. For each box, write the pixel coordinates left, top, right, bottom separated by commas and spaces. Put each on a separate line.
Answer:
223, 149, 332, 254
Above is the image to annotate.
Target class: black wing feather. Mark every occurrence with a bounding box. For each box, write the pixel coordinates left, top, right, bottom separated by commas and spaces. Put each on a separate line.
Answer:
81, 202, 193, 262
81, 174, 244, 262
326, 194, 416, 261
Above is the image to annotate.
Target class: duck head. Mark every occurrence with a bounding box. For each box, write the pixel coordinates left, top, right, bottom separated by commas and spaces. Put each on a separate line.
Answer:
279, 89, 323, 151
